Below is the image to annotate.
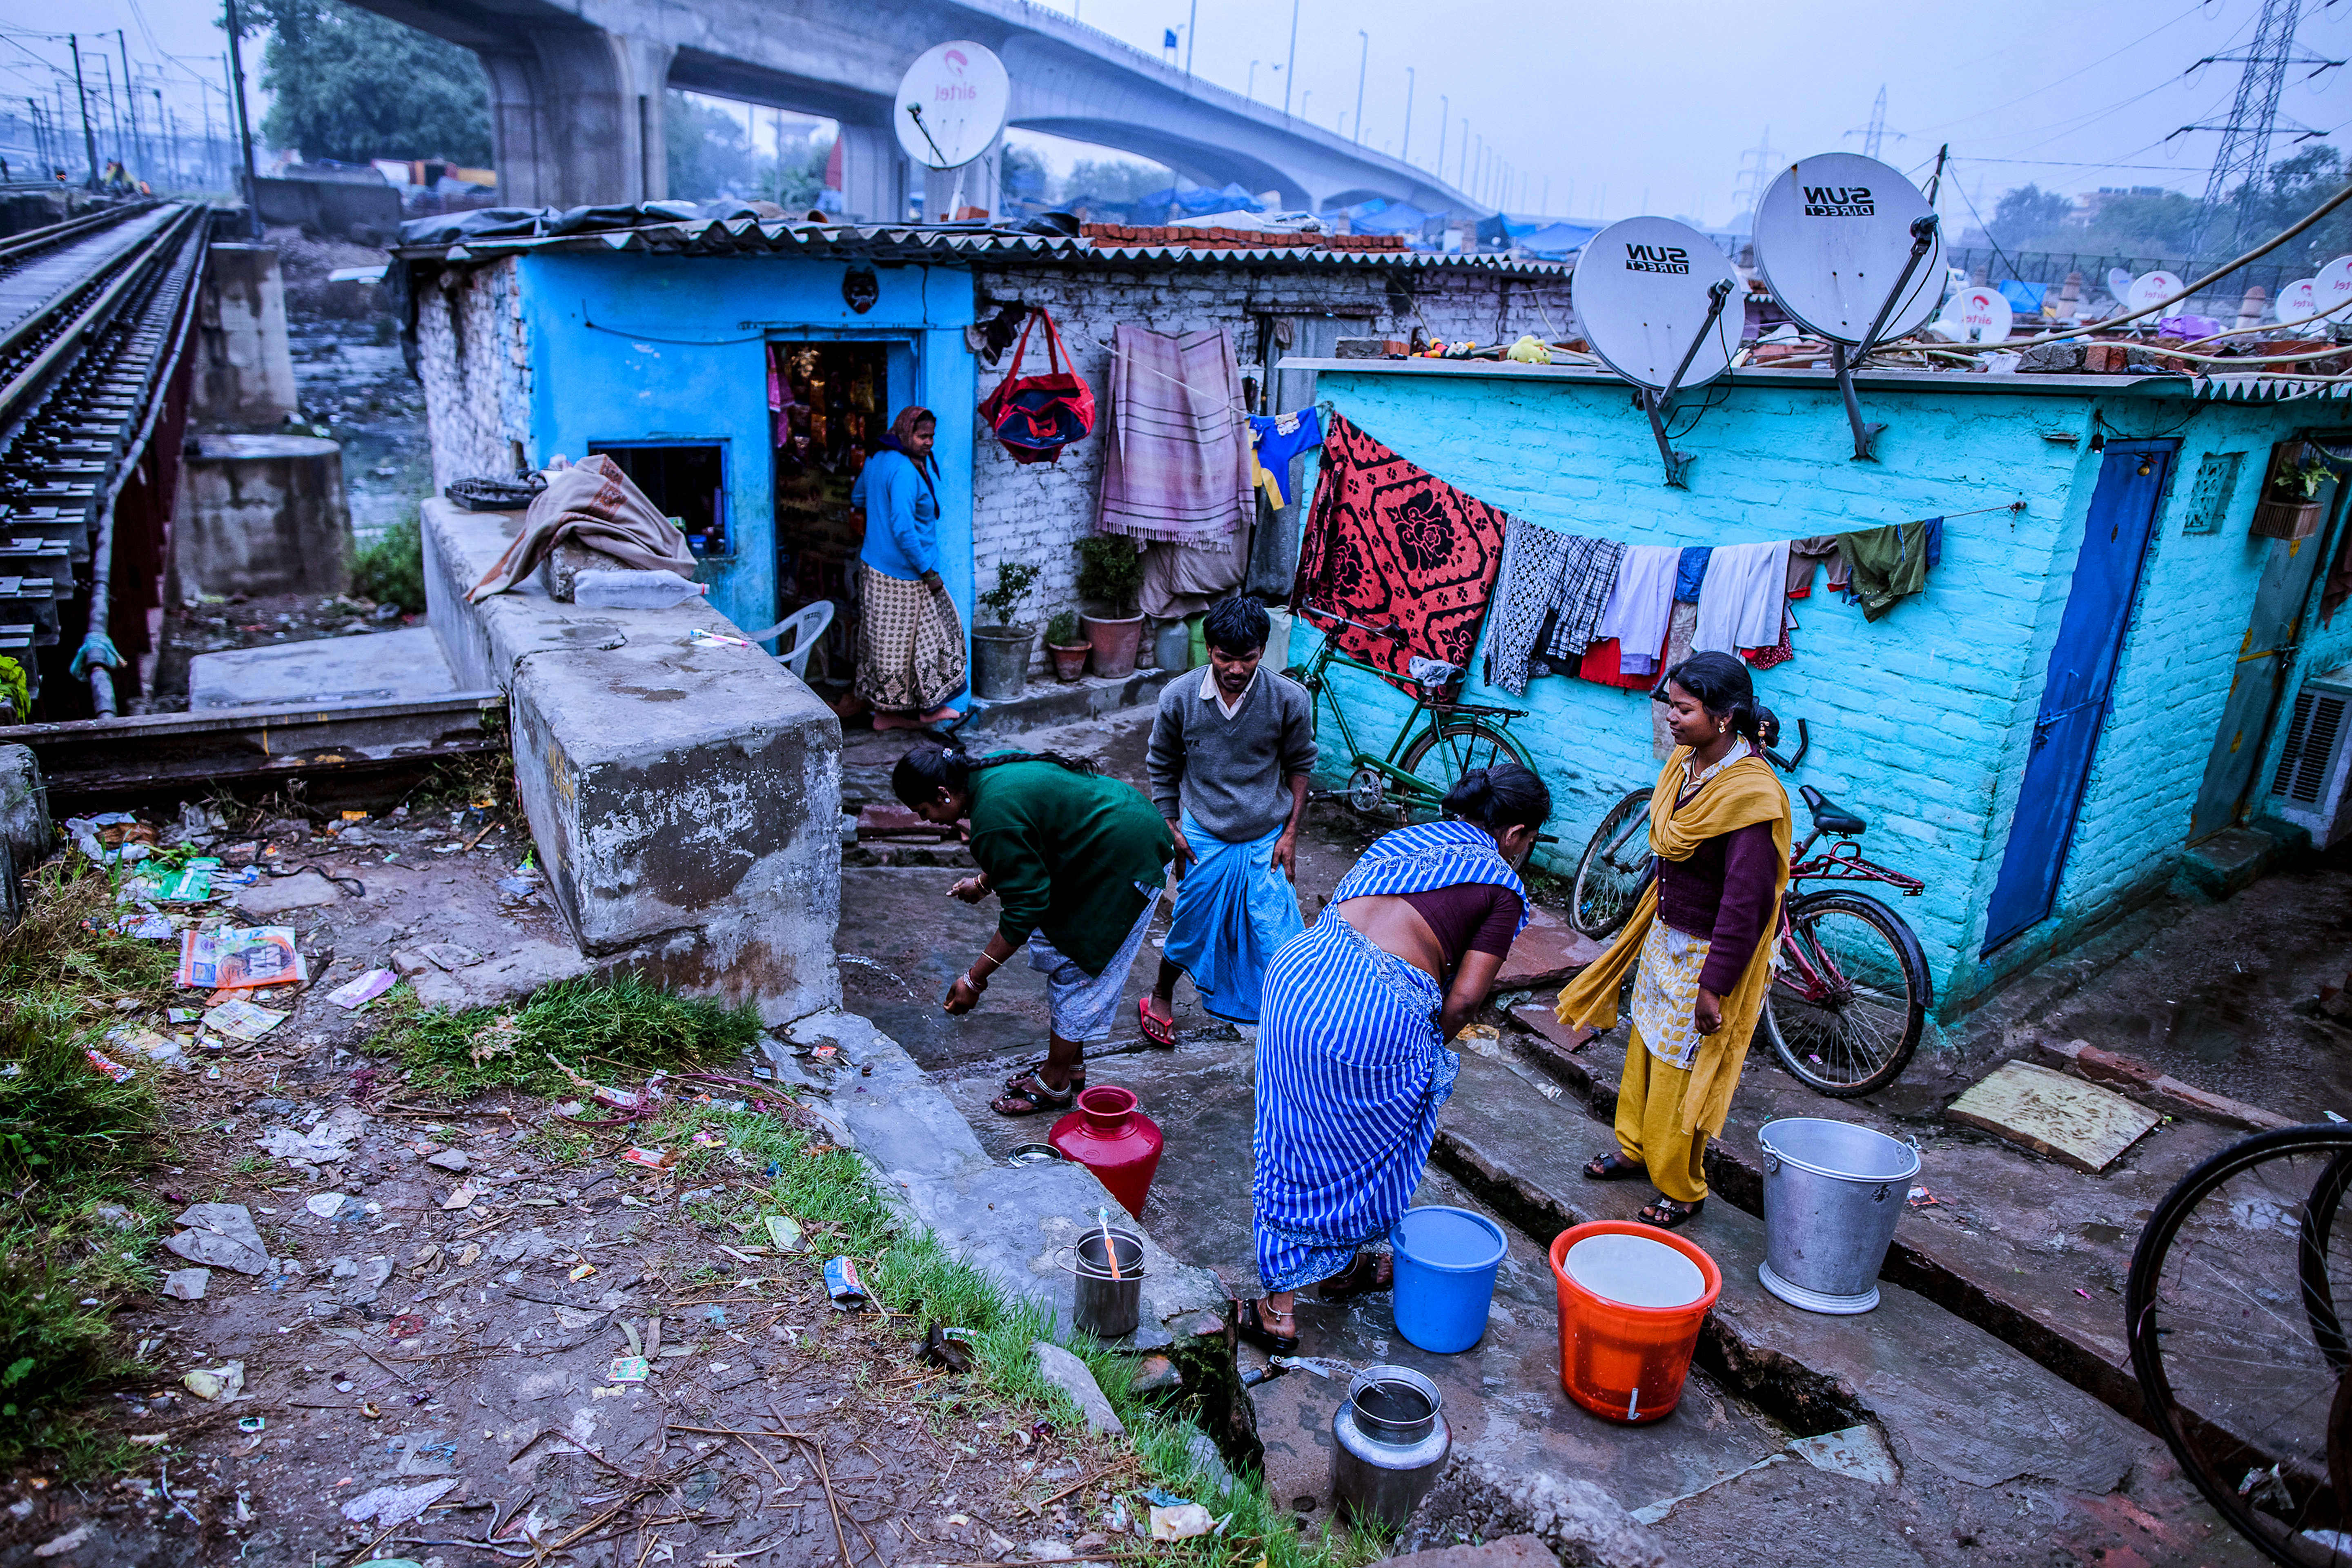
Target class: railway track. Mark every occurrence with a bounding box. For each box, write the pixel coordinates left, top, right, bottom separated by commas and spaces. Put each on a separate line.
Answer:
0, 198, 211, 721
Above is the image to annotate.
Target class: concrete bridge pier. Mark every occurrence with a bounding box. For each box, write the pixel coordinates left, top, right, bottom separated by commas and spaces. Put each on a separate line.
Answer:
478, 29, 675, 207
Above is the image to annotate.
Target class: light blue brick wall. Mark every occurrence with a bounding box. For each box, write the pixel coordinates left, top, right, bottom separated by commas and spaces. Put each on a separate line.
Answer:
1292, 365, 2319, 1014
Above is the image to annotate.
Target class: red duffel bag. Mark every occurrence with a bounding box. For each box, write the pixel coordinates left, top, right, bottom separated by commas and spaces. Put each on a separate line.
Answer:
978, 307, 1094, 465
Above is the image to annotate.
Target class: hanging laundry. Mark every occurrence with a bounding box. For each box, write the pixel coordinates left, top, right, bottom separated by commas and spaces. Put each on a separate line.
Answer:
1592, 543, 1677, 678
1483, 517, 1575, 697
1692, 540, 1791, 654
1096, 325, 1253, 543
1835, 519, 1942, 622
1578, 635, 1665, 691
1295, 414, 1512, 682
1650, 602, 1701, 760
1540, 536, 1624, 665
1249, 408, 1324, 507
1674, 546, 1712, 604
1742, 604, 1798, 670
1786, 536, 1840, 600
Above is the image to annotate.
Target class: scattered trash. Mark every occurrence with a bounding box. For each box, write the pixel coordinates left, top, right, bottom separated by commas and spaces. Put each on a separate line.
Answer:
182, 1361, 245, 1401
82, 1048, 136, 1084
177, 927, 305, 991
1007, 1143, 1065, 1167
261, 1105, 369, 1163
1149, 1504, 1214, 1541
203, 998, 289, 1041
687, 627, 751, 647
360, 1402, 381, 1419
764, 1215, 806, 1252
824, 1256, 868, 1310
33, 1523, 94, 1558
387, 1314, 426, 1338
1455, 1023, 1503, 1058
621, 1147, 675, 1172
165, 1204, 270, 1275
2075, 1287, 2094, 1300
167, 1007, 199, 1024
160, 1268, 210, 1301
327, 969, 399, 1010
922, 1322, 974, 1373
306, 1192, 350, 1218
691, 1129, 725, 1147
440, 1184, 477, 1211
610, 1356, 650, 1383
339, 1478, 458, 1528
568, 1263, 597, 1281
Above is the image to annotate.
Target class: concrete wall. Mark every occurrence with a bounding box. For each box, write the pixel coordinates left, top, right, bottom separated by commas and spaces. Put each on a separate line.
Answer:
415, 258, 535, 494
1292, 363, 2318, 1015
167, 435, 353, 601
253, 176, 403, 243
421, 498, 843, 1025
192, 244, 298, 429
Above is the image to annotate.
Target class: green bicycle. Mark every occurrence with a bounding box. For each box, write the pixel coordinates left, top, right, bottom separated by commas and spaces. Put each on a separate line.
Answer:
1284, 606, 1534, 823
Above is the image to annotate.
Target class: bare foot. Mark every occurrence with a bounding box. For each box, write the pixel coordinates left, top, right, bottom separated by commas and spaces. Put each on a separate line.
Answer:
872, 713, 925, 731
920, 706, 962, 725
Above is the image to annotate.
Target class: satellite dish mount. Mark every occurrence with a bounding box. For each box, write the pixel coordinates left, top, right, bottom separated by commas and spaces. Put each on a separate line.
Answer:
1643, 278, 1735, 487
1573, 216, 1747, 489
1829, 212, 1939, 462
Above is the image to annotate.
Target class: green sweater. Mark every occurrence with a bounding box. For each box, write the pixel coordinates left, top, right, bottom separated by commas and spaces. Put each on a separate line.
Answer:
968, 760, 1174, 975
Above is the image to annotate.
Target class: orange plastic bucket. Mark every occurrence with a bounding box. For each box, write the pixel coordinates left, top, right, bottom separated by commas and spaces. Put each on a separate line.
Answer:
1548, 1222, 1722, 1425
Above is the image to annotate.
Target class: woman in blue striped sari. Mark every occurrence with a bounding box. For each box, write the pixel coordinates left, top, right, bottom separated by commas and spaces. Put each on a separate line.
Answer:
1241, 762, 1552, 1352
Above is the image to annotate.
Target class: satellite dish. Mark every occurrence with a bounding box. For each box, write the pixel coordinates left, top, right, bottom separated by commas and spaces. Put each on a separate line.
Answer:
2314, 256, 2352, 323
1574, 218, 1744, 390
2123, 270, 2182, 319
893, 42, 1009, 171
1944, 283, 2012, 344
2277, 278, 2321, 322
2106, 267, 2134, 306
1572, 217, 1743, 487
1752, 153, 1946, 345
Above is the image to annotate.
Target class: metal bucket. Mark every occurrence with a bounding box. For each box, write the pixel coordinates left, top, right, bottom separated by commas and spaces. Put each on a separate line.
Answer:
1755, 1118, 1920, 1315
1058, 1227, 1146, 1340
1331, 1365, 1450, 1528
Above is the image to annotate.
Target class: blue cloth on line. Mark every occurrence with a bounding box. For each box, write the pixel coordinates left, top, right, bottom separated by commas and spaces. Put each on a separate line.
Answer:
1162, 813, 1304, 1025
1250, 820, 1527, 1293
1248, 409, 1325, 508
1674, 546, 1712, 604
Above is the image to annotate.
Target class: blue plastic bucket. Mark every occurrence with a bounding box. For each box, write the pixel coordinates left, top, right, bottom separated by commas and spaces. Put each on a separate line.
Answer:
1389, 1205, 1508, 1353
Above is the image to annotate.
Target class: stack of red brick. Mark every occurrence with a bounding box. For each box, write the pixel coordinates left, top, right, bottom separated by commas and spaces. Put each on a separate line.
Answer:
1079, 223, 1409, 253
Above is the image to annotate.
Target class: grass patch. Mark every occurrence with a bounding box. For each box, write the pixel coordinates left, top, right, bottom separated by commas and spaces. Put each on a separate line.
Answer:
351, 512, 427, 614
377, 973, 763, 1101
644, 1098, 1388, 1568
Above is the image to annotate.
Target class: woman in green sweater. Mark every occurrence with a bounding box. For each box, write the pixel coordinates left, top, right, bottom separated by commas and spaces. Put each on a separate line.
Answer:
894, 742, 1175, 1117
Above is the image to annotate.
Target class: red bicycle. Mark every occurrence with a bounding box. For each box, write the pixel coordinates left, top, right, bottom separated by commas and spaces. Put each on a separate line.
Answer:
1567, 716, 1932, 1098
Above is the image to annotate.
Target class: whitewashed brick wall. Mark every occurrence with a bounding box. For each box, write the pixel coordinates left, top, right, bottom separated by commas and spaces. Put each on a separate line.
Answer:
414, 261, 531, 494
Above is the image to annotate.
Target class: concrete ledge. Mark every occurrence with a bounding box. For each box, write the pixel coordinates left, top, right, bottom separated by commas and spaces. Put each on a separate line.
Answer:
788, 1009, 1224, 1348
2174, 817, 2310, 901
960, 668, 1176, 732
2028, 1034, 2296, 1132
422, 498, 843, 1025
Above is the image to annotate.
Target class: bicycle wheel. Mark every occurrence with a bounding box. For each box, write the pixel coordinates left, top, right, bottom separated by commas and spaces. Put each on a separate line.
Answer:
1569, 788, 1655, 939
2127, 1124, 2352, 1565
1761, 890, 1928, 1097
1394, 717, 1529, 822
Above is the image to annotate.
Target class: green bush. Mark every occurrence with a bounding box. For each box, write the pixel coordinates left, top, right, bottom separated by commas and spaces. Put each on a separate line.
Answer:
1045, 610, 1082, 646
352, 514, 428, 613
1074, 534, 1143, 617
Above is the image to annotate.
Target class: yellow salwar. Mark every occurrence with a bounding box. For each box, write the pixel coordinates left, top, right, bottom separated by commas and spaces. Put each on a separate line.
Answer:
1615, 1025, 1709, 1203
1557, 744, 1793, 1145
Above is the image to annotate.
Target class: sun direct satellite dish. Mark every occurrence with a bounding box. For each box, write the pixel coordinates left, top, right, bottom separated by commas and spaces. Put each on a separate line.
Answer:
1942, 283, 2012, 344
1575, 218, 1744, 486
895, 42, 1009, 170
1751, 152, 1945, 459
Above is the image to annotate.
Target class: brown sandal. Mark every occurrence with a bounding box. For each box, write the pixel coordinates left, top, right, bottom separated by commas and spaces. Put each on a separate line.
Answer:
991, 1073, 1076, 1117
1318, 1252, 1394, 1301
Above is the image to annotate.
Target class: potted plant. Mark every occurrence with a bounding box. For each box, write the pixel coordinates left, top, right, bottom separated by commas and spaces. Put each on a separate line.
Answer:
2252, 442, 2335, 539
1074, 535, 1146, 679
1045, 610, 1089, 682
971, 561, 1041, 700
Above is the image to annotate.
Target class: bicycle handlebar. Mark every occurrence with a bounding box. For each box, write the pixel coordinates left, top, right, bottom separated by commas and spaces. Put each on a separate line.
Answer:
1297, 604, 1407, 643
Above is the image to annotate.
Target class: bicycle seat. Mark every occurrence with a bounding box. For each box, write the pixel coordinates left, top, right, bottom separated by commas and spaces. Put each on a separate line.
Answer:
1800, 784, 1867, 837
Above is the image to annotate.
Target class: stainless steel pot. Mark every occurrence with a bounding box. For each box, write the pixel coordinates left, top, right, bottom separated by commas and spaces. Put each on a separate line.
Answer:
1331, 1365, 1450, 1528
1755, 1117, 1921, 1315
1056, 1227, 1145, 1340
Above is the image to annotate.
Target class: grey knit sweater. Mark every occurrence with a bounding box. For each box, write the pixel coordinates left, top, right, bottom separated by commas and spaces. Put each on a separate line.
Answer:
1145, 666, 1319, 844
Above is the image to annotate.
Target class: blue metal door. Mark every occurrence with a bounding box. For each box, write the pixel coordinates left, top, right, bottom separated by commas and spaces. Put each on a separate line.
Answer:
1982, 439, 2177, 951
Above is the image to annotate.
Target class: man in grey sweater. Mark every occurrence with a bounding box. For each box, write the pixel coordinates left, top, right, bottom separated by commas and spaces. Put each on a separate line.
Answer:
1141, 596, 1318, 1035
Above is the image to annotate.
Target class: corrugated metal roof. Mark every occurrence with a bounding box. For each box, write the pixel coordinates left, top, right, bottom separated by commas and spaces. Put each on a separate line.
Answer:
2186, 373, 2352, 402
397, 217, 1567, 274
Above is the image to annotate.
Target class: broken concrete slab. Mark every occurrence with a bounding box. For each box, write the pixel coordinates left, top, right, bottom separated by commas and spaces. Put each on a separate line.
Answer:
160, 1268, 211, 1301
166, 1203, 270, 1275
258, 1105, 369, 1164
231, 870, 344, 916
1378, 1533, 1560, 1568
2027, 1035, 2293, 1132
187, 625, 459, 709
404, 936, 590, 1010
1398, 1461, 1667, 1568
1494, 904, 1604, 990
1032, 1342, 1125, 1436
425, 1149, 469, 1173
418, 941, 482, 970
1944, 1060, 2161, 1174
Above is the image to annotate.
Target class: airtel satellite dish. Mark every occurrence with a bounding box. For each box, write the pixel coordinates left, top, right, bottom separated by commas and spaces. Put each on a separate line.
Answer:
1752, 153, 1946, 345
893, 42, 1009, 171
1945, 283, 2012, 344
2123, 270, 2182, 318
1573, 218, 1744, 390
2277, 278, 2321, 322
2314, 256, 2352, 322
2106, 267, 2134, 306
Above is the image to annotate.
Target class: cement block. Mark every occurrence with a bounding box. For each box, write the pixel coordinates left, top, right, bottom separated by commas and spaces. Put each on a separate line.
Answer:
421, 499, 842, 1025
192, 244, 298, 428
189, 627, 457, 709
171, 435, 353, 601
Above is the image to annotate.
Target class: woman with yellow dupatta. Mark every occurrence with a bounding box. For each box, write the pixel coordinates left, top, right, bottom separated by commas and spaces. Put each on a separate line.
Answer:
1557, 653, 1791, 1229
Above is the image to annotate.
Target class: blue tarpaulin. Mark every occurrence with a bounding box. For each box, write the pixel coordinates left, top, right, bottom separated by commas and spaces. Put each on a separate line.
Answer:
1353, 202, 1434, 236
1520, 221, 1602, 258
1996, 279, 2048, 317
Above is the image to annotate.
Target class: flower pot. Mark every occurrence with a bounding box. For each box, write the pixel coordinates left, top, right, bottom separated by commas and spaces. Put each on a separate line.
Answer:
971, 623, 1036, 700
1081, 612, 1144, 679
1048, 642, 1091, 683
2252, 497, 2323, 540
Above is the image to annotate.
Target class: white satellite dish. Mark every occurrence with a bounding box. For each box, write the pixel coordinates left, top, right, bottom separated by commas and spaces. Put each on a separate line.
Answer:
1750, 151, 1945, 459
2123, 270, 2183, 321
2106, 267, 2135, 306
1572, 217, 1744, 487
2277, 278, 2321, 323
2314, 256, 2352, 323
893, 42, 1009, 172
1943, 283, 2012, 344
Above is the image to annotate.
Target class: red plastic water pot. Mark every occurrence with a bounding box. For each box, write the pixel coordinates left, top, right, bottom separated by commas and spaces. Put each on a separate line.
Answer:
1048, 1086, 1163, 1219
1549, 1222, 1722, 1425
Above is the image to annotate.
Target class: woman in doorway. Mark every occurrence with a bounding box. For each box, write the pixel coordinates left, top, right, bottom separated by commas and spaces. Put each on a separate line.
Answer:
1240, 763, 1550, 1354
893, 742, 1174, 1117
851, 406, 964, 730
1559, 652, 1792, 1230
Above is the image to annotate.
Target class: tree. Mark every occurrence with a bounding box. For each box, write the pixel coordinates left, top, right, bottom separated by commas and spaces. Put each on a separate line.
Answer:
237, 0, 490, 165
666, 92, 755, 200
762, 133, 835, 211
1060, 158, 1170, 205
2223, 144, 2352, 274
1988, 184, 2074, 249
1000, 143, 1048, 204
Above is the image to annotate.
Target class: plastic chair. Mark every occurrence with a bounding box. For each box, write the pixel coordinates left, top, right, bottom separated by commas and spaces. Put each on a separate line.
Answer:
746, 601, 835, 682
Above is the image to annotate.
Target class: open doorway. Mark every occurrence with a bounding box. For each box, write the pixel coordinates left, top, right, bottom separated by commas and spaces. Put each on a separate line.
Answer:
771, 340, 893, 691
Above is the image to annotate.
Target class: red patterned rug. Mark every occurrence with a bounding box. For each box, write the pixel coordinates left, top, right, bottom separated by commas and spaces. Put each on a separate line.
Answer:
1292, 413, 1512, 683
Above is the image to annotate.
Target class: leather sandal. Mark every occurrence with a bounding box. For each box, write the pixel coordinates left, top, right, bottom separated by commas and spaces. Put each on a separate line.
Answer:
1637, 1196, 1705, 1230
1584, 1150, 1645, 1182
1234, 1297, 1300, 1355
991, 1073, 1076, 1117
1318, 1252, 1394, 1301
1004, 1060, 1084, 1094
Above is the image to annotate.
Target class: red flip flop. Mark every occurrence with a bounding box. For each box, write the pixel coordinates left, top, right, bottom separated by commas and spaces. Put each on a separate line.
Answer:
1137, 997, 1178, 1047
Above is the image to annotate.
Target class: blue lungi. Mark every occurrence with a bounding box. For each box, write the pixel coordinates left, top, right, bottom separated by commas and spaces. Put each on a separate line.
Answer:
1162, 813, 1304, 1025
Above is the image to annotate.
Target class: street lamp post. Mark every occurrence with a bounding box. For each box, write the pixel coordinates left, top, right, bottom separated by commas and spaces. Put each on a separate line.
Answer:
1402, 67, 1414, 166
1184, 0, 1197, 78
1247, 60, 1258, 101
67, 36, 99, 187
1283, 0, 1300, 117
1352, 30, 1367, 146
1436, 95, 1447, 183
